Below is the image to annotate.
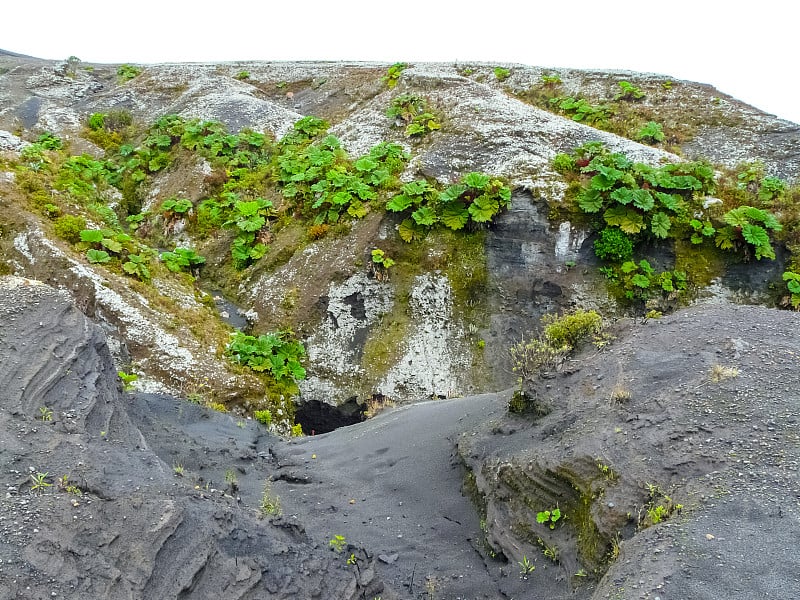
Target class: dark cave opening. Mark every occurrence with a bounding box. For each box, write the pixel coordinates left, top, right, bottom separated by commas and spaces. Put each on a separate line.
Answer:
294, 397, 365, 434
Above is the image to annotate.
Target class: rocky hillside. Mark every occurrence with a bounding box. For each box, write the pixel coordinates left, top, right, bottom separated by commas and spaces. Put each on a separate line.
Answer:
1, 53, 799, 432
1, 53, 800, 599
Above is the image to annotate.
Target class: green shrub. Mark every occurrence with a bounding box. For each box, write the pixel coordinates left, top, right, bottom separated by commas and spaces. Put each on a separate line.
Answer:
783, 271, 800, 308
386, 172, 512, 241
160, 247, 206, 273
549, 97, 612, 125
542, 309, 603, 350
636, 121, 665, 144
53, 214, 87, 243
715, 205, 781, 260
386, 94, 440, 138
616, 81, 645, 101
551, 153, 576, 174
117, 64, 141, 81
253, 409, 272, 426
235, 71, 250, 80
494, 67, 511, 81
88, 113, 106, 131
225, 330, 306, 383
593, 227, 634, 261
383, 62, 407, 88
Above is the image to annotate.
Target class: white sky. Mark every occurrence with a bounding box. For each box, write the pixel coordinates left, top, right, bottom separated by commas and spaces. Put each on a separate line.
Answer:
4, 1, 799, 124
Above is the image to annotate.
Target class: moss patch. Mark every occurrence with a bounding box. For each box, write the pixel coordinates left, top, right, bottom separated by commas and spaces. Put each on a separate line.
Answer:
674, 238, 727, 289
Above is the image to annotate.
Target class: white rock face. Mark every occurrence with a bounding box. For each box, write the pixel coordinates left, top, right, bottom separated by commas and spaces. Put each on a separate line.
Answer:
303, 272, 394, 377
0, 130, 28, 152
378, 273, 468, 401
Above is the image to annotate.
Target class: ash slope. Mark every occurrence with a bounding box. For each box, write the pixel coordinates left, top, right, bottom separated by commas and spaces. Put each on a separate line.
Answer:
0, 276, 386, 600
3, 275, 799, 600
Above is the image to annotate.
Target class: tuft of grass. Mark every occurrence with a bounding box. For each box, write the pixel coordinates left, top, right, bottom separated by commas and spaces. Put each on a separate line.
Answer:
709, 364, 739, 382
260, 480, 281, 516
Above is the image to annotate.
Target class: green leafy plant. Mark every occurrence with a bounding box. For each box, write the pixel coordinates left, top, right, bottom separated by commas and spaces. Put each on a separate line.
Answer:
30, 472, 52, 494
689, 218, 716, 244
593, 227, 634, 261
291, 423, 304, 437
253, 409, 272, 426
387, 172, 511, 241
783, 271, 800, 308
118, 371, 138, 391
383, 62, 407, 88
493, 67, 511, 81
57, 474, 82, 495
117, 64, 141, 81
536, 507, 562, 529
173, 462, 185, 476
225, 330, 306, 383
715, 205, 782, 260
542, 309, 603, 350
225, 469, 238, 491
639, 483, 682, 528
370, 248, 395, 281
39, 406, 53, 422
541, 73, 562, 86
758, 176, 786, 203
86, 249, 112, 264
329, 534, 347, 553
122, 254, 150, 281
386, 94, 440, 138
160, 247, 206, 274
235, 71, 250, 80
518, 555, 536, 577
616, 80, 645, 101
549, 96, 613, 124
261, 481, 281, 516
636, 121, 665, 144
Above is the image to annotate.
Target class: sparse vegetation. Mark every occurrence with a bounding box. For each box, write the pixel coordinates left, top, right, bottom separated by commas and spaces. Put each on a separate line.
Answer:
518, 555, 536, 577
117, 64, 141, 81
261, 481, 281, 516
329, 534, 347, 552
536, 507, 562, 530
493, 67, 511, 81
383, 62, 407, 88
118, 370, 138, 391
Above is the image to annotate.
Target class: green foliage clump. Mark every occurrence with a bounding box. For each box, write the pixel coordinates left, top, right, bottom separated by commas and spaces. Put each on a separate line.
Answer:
594, 227, 634, 261
383, 62, 407, 88
224, 198, 274, 268
275, 117, 408, 225
615, 80, 645, 101
601, 259, 687, 302
160, 247, 206, 274
253, 409, 272, 426
117, 64, 141, 81
758, 176, 786, 203
715, 205, 782, 260
370, 248, 395, 280
510, 309, 604, 384
387, 172, 511, 242
493, 67, 511, 81
782, 271, 800, 308
225, 330, 306, 384
235, 71, 250, 80
542, 309, 603, 350
53, 214, 87, 243
386, 93, 441, 138
549, 96, 613, 125
551, 153, 576, 174
636, 121, 665, 144
562, 142, 715, 245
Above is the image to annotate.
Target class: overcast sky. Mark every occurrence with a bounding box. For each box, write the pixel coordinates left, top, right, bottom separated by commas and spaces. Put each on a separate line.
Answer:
5, 1, 799, 124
